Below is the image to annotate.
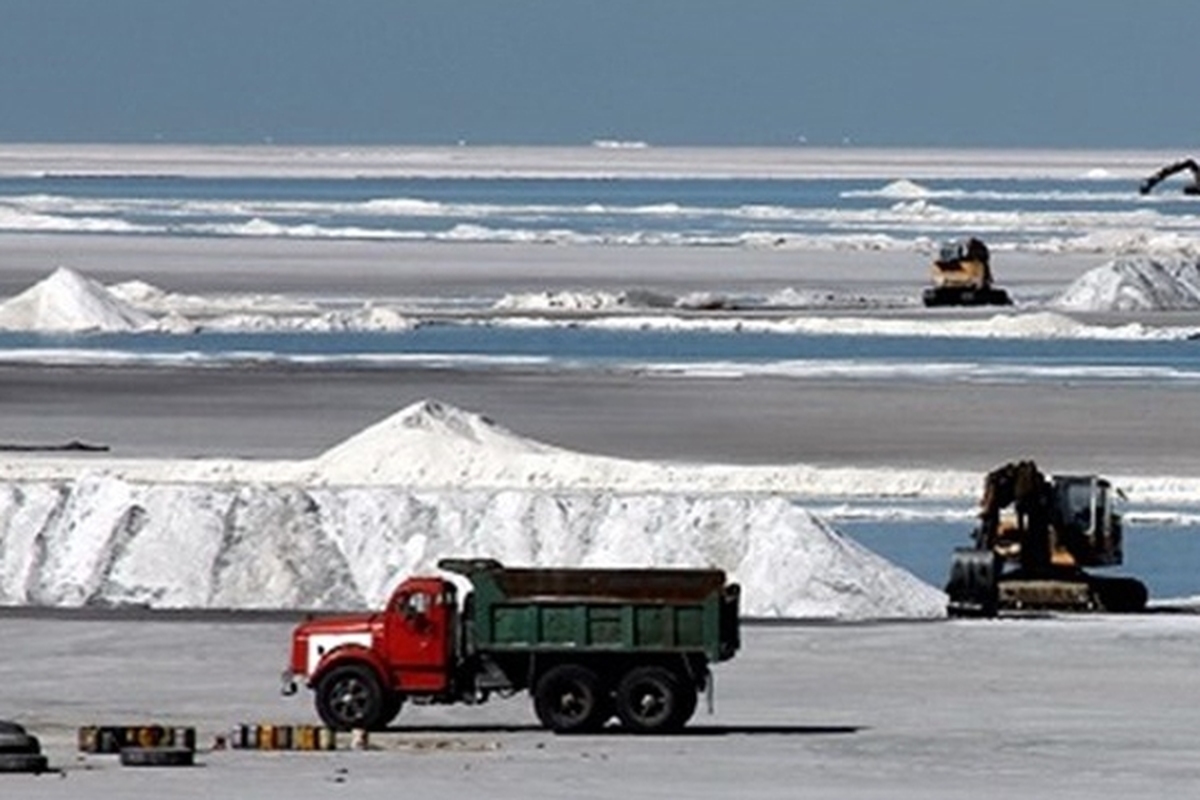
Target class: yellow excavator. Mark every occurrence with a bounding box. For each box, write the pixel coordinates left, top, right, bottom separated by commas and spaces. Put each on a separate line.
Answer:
922, 237, 1012, 307
1138, 158, 1200, 195
945, 460, 1148, 617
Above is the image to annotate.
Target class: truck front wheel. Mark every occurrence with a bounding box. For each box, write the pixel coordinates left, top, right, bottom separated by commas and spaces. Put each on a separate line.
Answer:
533, 664, 608, 734
616, 666, 692, 733
315, 664, 385, 731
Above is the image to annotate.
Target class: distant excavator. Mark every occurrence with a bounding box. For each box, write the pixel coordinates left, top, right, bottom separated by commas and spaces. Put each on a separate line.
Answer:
945, 460, 1148, 617
921, 237, 1012, 307
1138, 158, 1200, 195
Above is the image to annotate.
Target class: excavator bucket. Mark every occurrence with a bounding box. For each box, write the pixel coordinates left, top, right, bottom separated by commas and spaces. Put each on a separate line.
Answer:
945, 548, 999, 617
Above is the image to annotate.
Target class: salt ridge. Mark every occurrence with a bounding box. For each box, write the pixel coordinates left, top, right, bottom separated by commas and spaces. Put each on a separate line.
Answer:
0, 477, 945, 618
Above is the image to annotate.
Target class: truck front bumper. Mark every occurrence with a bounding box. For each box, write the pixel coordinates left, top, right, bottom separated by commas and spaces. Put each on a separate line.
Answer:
280, 670, 300, 696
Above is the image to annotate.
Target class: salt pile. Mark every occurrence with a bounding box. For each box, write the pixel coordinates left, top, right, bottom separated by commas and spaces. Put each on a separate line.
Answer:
300, 400, 971, 496
0, 477, 945, 618
0, 400, 947, 618
492, 289, 676, 312
0, 268, 415, 334
1053, 257, 1200, 311
0, 267, 152, 332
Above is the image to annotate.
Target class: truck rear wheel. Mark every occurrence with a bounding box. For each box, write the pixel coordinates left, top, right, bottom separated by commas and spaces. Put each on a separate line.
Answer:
315, 664, 385, 731
616, 666, 690, 733
533, 664, 607, 734
379, 692, 405, 728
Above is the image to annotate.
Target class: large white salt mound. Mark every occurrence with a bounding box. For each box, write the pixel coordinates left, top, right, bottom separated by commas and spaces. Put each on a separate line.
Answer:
1053, 257, 1200, 311
0, 476, 945, 619
0, 267, 153, 332
290, 399, 974, 496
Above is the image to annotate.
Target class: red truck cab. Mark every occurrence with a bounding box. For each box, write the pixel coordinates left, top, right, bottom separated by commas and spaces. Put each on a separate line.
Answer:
283, 576, 458, 728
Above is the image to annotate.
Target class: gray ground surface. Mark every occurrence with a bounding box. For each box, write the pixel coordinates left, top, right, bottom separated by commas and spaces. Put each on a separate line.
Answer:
3, 616, 1199, 799
0, 233, 1098, 300
3, 365, 1200, 477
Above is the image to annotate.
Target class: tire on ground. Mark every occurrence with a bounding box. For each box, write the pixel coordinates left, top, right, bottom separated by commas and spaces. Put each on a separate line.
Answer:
533, 664, 608, 734
0, 753, 49, 774
0, 733, 40, 755
119, 747, 195, 767
615, 666, 689, 734
0, 721, 26, 735
315, 664, 386, 731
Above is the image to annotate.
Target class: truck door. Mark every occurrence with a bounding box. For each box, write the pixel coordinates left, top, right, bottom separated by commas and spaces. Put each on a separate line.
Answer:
383, 580, 454, 693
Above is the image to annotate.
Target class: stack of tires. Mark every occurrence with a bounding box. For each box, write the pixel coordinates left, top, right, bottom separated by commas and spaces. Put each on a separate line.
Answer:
0, 721, 49, 774
78, 725, 197, 768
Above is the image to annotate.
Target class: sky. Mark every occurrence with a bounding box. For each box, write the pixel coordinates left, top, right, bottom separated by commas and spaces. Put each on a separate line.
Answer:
0, 0, 1196, 148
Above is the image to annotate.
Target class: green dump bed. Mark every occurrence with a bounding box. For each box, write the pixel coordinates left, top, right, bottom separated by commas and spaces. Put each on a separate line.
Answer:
439, 559, 741, 663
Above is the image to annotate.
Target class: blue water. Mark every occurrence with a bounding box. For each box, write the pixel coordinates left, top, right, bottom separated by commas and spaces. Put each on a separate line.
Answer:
3, 326, 1200, 380
842, 519, 1200, 601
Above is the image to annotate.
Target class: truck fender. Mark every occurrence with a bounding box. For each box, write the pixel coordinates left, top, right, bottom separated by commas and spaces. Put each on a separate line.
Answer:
309, 645, 388, 689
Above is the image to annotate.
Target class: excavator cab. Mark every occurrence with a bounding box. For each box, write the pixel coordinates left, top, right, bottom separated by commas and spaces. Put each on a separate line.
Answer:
922, 237, 1012, 307
946, 462, 1146, 617
1051, 475, 1122, 568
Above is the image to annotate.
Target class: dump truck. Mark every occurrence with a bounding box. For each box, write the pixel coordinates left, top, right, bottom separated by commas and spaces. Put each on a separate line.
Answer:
282, 558, 741, 734
922, 237, 1012, 307
945, 460, 1148, 617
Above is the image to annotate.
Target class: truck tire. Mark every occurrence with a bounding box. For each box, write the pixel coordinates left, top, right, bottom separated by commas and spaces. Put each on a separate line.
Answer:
0, 752, 49, 773
0, 732, 40, 754
119, 747, 195, 767
615, 666, 688, 734
533, 664, 607, 734
315, 664, 385, 731
379, 692, 405, 728
675, 683, 699, 727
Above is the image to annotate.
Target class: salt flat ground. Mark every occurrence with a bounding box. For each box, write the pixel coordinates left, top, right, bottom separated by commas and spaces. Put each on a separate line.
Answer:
3, 615, 1199, 799
5, 235, 1199, 475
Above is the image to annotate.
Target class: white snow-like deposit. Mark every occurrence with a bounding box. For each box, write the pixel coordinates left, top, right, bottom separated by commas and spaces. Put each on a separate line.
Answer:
107, 279, 320, 316
0, 269, 415, 334
0, 267, 153, 332
488, 310, 1199, 341
492, 288, 676, 312
0, 477, 944, 618
1053, 256, 1200, 311
0, 400, 946, 618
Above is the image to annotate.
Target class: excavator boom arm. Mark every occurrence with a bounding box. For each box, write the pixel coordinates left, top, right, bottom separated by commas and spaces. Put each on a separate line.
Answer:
1139, 158, 1200, 195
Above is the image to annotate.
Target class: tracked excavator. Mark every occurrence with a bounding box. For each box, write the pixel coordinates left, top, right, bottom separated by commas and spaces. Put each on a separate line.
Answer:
921, 237, 1012, 307
945, 460, 1148, 617
1138, 158, 1200, 195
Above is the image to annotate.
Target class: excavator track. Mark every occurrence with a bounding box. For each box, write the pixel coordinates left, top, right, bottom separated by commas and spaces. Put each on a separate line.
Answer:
946, 549, 1148, 617
922, 286, 1011, 307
